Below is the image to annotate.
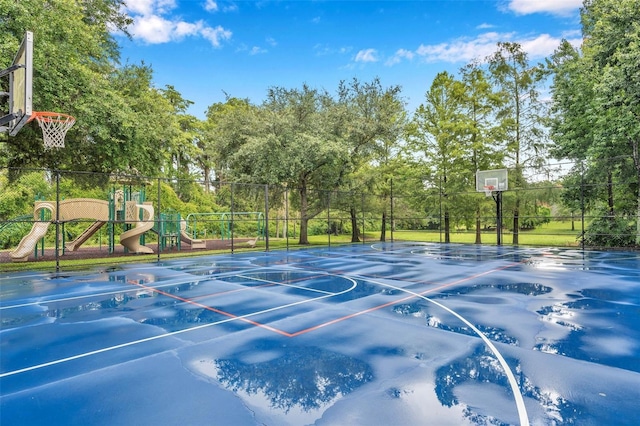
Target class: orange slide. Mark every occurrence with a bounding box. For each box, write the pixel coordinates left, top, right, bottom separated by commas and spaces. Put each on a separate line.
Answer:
10, 199, 156, 261
119, 203, 155, 254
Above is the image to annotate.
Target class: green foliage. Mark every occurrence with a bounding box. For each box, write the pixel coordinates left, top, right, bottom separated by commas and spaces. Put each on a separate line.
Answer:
2, 0, 639, 250
582, 215, 636, 247
144, 180, 220, 216
520, 205, 551, 230
551, 0, 640, 245
0, 171, 50, 219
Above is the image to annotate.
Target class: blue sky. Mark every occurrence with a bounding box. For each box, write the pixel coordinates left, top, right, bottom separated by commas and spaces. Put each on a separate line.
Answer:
115, 0, 583, 118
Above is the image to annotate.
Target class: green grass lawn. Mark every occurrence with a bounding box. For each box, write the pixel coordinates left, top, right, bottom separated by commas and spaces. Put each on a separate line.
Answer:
386, 220, 582, 247
0, 221, 583, 273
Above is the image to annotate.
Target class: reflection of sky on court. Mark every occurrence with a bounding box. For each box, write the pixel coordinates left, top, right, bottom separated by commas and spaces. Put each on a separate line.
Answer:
2, 243, 640, 425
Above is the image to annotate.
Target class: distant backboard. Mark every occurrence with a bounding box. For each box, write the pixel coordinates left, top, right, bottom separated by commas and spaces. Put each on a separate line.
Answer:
0, 31, 33, 136
476, 169, 508, 193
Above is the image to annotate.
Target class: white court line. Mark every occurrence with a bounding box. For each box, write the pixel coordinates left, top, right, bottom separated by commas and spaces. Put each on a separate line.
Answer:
0, 274, 357, 379
361, 275, 530, 426
236, 273, 336, 295
0, 266, 273, 311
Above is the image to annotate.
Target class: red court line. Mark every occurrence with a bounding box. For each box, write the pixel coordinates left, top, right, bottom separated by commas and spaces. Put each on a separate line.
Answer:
288, 261, 522, 337
128, 279, 291, 337
127, 271, 334, 338
129, 261, 521, 339
131, 271, 327, 303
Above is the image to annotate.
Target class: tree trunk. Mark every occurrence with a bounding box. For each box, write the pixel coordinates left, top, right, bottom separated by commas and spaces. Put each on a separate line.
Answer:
631, 138, 640, 245
350, 206, 360, 242
607, 171, 614, 217
380, 211, 386, 242
444, 210, 450, 243
512, 198, 520, 245
475, 205, 482, 244
571, 212, 575, 231
203, 165, 211, 193
298, 186, 310, 244
636, 185, 640, 246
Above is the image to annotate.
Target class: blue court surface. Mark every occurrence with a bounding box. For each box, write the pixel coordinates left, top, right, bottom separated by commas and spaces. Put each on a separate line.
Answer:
1, 243, 639, 425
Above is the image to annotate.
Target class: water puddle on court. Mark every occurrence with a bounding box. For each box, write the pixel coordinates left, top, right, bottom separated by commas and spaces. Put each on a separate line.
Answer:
190, 342, 374, 425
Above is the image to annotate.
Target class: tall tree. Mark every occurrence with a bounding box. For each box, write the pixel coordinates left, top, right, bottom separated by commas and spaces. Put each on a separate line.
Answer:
205, 97, 257, 186
459, 62, 505, 243
551, 0, 640, 245
159, 84, 201, 198
335, 78, 406, 242
410, 71, 467, 243
214, 85, 347, 244
487, 42, 549, 244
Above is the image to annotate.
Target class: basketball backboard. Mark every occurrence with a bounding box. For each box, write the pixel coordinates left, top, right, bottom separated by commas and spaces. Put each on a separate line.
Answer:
476, 169, 508, 193
0, 31, 33, 136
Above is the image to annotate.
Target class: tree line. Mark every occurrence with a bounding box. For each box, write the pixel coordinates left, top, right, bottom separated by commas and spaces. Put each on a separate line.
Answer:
1, 0, 639, 246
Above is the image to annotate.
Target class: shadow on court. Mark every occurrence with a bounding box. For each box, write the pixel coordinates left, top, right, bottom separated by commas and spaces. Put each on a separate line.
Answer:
1, 243, 639, 425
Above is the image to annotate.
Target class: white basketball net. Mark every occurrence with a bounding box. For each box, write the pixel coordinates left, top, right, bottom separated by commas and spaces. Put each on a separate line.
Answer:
33, 112, 75, 149
483, 185, 495, 197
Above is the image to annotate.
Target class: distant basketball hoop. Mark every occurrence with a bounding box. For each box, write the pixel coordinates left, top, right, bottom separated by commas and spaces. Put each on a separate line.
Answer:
476, 169, 508, 246
483, 185, 495, 197
28, 111, 75, 149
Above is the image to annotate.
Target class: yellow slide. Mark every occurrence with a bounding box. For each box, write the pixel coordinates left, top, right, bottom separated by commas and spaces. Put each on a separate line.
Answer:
10, 202, 56, 262
10, 198, 157, 261
120, 203, 155, 254
66, 221, 106, 251
180, 220, 206, 249
10, 221, 52, 262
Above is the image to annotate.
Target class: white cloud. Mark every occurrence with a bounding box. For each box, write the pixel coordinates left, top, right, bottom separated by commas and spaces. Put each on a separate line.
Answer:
355, 48, 378, 63
124, 0, 232, 47
561, 29, 582, 39
202, 25, 232, 47
175, 21, 203, 38
250, 46, 267, 55
127, 0, 176, 16
204, 0, 218, 12
507, 0, 583, 16
415, 32, 510, 63
519, 34, 564, 58
314, 44, 352, 56
386, 48, 415, 66
405, 31, 583, 64
130, 14, 175, 44
476, 23, 495, 30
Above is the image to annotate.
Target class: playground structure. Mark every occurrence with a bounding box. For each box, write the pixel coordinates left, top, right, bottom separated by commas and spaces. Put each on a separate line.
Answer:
6, 191, 258, 262
9, 196, 156, 262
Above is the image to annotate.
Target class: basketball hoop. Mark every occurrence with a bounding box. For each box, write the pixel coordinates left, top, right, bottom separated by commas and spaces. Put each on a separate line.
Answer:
483, 185, 495, 197
28, 111, 75, 149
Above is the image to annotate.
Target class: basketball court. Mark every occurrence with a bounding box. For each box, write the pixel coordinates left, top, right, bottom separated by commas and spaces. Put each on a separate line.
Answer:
1, 242, 639, 425
2, 30, 640, 426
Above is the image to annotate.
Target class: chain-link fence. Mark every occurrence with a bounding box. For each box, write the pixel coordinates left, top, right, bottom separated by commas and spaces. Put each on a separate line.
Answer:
1, 160, 639, 271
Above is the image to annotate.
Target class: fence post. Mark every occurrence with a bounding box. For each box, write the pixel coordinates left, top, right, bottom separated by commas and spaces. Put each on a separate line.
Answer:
327, 190, 331, 248
55, 169, 60, 272
439, 175, 443, 244
390, 177, 394, 243
580, 161, 585, 250
285, 185, 289, 251
361, 191, 365, 245
230, 182, 234, 252
157, 177, 161, 261
264, 184, 269, 252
